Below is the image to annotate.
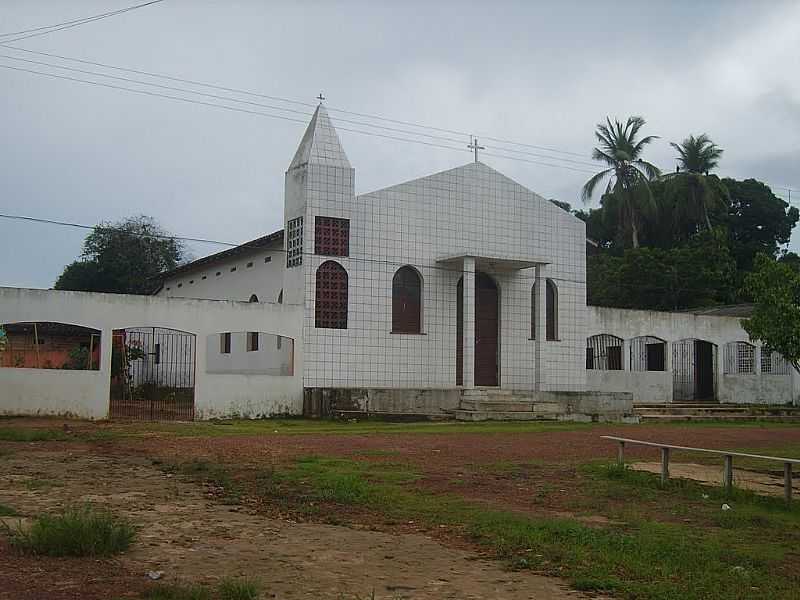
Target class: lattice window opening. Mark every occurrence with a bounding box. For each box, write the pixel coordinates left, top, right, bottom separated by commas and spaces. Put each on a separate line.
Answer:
586, 334, 624, 370
315, 216, 350, 257
286, 216, 304, 268
630, 336, 667, 372
724, 341, 755, 374
315, 261, 348, 329
761, 348, 790, 375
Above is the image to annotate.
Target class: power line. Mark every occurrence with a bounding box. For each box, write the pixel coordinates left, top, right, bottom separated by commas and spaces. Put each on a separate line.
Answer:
0, 1, 166, 44
0, 41, 593, 161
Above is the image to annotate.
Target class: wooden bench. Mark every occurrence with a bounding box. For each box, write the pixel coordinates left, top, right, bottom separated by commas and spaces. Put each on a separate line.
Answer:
601, 435, 800, 504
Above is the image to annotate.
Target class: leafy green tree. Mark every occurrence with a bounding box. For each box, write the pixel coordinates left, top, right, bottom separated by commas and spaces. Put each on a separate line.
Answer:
722, 179, 799, 273
742, 254, 800, 373
55, 216, 184, 294
587, 229, 736, 310
664, 134, 728, 232
582, 116, 661, 248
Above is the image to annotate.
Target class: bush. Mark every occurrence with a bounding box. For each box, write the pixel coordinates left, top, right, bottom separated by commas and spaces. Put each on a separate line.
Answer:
7, 504, 135, 556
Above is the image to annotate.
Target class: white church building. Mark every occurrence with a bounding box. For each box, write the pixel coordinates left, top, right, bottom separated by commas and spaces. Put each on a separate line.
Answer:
1, 104, 796, 421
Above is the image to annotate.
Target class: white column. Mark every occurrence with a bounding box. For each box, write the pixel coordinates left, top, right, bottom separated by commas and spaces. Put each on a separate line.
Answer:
534, 265, 547, 391
462, 257, 476, 389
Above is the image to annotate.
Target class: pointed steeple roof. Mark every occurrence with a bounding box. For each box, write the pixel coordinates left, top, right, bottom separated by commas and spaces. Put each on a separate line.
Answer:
288, 104, 351, 170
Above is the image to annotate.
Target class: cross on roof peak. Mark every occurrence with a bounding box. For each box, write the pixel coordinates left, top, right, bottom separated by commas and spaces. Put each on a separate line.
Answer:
317, 92, 325, 103
468, 136, 485, 163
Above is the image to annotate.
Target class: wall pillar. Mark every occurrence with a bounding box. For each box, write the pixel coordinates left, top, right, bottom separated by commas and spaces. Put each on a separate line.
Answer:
462, 257, 476, 389
534, 265, 547, 391
99, 328, 114, 419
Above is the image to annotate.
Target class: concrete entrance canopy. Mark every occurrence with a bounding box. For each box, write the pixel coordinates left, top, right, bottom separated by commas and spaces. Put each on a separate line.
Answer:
436, 254, 548, 272
437, 255, 548, 389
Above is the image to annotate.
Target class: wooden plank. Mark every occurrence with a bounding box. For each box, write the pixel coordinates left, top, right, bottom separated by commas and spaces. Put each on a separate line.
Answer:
661, 447, 670, 485
600, 436, 800, 465
723, 455, 733, 493
785, 462, 793, 505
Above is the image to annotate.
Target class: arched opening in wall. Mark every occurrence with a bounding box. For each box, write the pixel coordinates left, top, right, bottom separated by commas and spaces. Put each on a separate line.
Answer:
761, 347, 790, 375
456, 272, 499, 386
0, 322, 100, 370
109, 327, 196, 421
315, 261, 348, 329
277, 289, 283, 304
392, 266, 422, 333
724, 341, 756, 375
530, 282, 537, 339
545, 279, 558, 341
249, 294, 259, 303
630, 336, 667, 371
586, 334, 623, 370
673, 339, 717, 402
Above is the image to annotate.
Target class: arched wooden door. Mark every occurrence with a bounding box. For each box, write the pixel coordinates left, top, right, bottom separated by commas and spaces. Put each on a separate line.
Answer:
456, 272, 499, 386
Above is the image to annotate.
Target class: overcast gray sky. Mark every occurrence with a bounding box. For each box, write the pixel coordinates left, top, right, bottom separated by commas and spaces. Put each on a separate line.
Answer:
2, 0, 799, 289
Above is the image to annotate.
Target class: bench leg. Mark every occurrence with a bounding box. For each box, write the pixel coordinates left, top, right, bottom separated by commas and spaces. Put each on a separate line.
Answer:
785, 462, 793, 506
723, 455, 733, 495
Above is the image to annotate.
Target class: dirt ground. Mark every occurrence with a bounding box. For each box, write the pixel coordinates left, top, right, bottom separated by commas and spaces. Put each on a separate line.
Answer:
0, 449, 590, 600
2, 420, 799, 599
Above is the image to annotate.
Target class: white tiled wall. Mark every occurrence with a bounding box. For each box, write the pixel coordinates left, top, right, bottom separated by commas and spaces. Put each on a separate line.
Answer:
295, 157, 587, 391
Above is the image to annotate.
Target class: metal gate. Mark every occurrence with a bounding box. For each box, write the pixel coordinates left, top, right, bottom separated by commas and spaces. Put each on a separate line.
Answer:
672, 339, 717, 402
109, 327, 196, 421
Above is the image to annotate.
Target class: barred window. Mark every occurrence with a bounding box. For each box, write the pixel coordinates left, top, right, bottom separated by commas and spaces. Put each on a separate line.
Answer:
586, 334, 624, 370
286, 216, 303, 268
392, 266, 422, 333
724, 341, 755, 374
630, 336, 666, 371
761, 348, 790, 375
315, 216, 349, 257
315, 261, 348, 329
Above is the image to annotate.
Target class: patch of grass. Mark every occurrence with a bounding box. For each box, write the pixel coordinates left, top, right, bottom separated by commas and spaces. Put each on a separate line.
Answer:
144, 577, 261, 600
6, 504, 136, 556
24, 478, 62, 491
217, 576, 261, 600
261, 455, 800, 600
0, 427, 69, 442
0, 503, 18, 516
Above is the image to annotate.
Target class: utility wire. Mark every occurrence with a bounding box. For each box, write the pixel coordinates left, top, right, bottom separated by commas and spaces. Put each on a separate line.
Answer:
0, 41, 594, 161
0, 212, 762, 296
0, 1, 166, 44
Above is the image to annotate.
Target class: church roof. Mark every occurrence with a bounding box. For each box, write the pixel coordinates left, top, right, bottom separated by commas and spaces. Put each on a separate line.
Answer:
288, 104, 351, 170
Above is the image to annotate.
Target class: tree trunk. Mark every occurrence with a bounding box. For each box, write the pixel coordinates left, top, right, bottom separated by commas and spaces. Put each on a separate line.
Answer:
631, 220, 640, 248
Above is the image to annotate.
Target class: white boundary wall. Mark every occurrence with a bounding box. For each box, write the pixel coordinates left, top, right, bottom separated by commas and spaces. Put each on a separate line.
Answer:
0, 288, 303, 419
587, 306, 797, 405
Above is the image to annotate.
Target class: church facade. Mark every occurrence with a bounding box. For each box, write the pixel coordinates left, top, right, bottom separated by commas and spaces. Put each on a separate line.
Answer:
154, 104, 797, 417
162, 104, 587, 394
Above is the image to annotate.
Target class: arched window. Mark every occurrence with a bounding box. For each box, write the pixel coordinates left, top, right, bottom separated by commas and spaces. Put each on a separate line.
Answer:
315, 261, 348, 329
530, 282, 537, 339
587, 334, 624, 370
546, 279, 558, 341
277, 289, 283, 304
248, 294, 259, 303
392, 266, 422, 333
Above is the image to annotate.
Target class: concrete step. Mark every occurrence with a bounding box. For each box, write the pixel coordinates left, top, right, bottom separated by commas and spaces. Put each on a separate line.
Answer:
452, 409, 558, 422
639, 413, 800, 422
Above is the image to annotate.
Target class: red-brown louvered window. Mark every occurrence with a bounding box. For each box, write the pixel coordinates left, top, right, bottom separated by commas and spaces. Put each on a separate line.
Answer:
392, 266, 422, 333
315, 261, 348, 329
315, 216, 349, 256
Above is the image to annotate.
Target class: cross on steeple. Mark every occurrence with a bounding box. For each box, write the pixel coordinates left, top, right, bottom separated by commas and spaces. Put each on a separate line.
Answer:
317, 92, 326, 102
468, 136, 484, 163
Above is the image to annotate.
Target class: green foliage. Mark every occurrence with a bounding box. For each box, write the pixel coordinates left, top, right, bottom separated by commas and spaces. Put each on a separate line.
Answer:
587, 229, 736, 309
0, 503, 17, 516
61, 345, 93, 370
54, 215, 185, 295
144, 578, 261, 600
742, 254, 800, 373
7, 504, 136, 556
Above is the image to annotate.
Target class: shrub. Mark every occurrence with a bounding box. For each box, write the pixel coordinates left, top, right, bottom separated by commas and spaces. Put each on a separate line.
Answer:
217, 577, 262, 600
7, 504, 135, 556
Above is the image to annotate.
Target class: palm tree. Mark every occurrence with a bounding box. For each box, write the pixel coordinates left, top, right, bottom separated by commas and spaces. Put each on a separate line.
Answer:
582, 116, 661, 248
667, 134, 727, 231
